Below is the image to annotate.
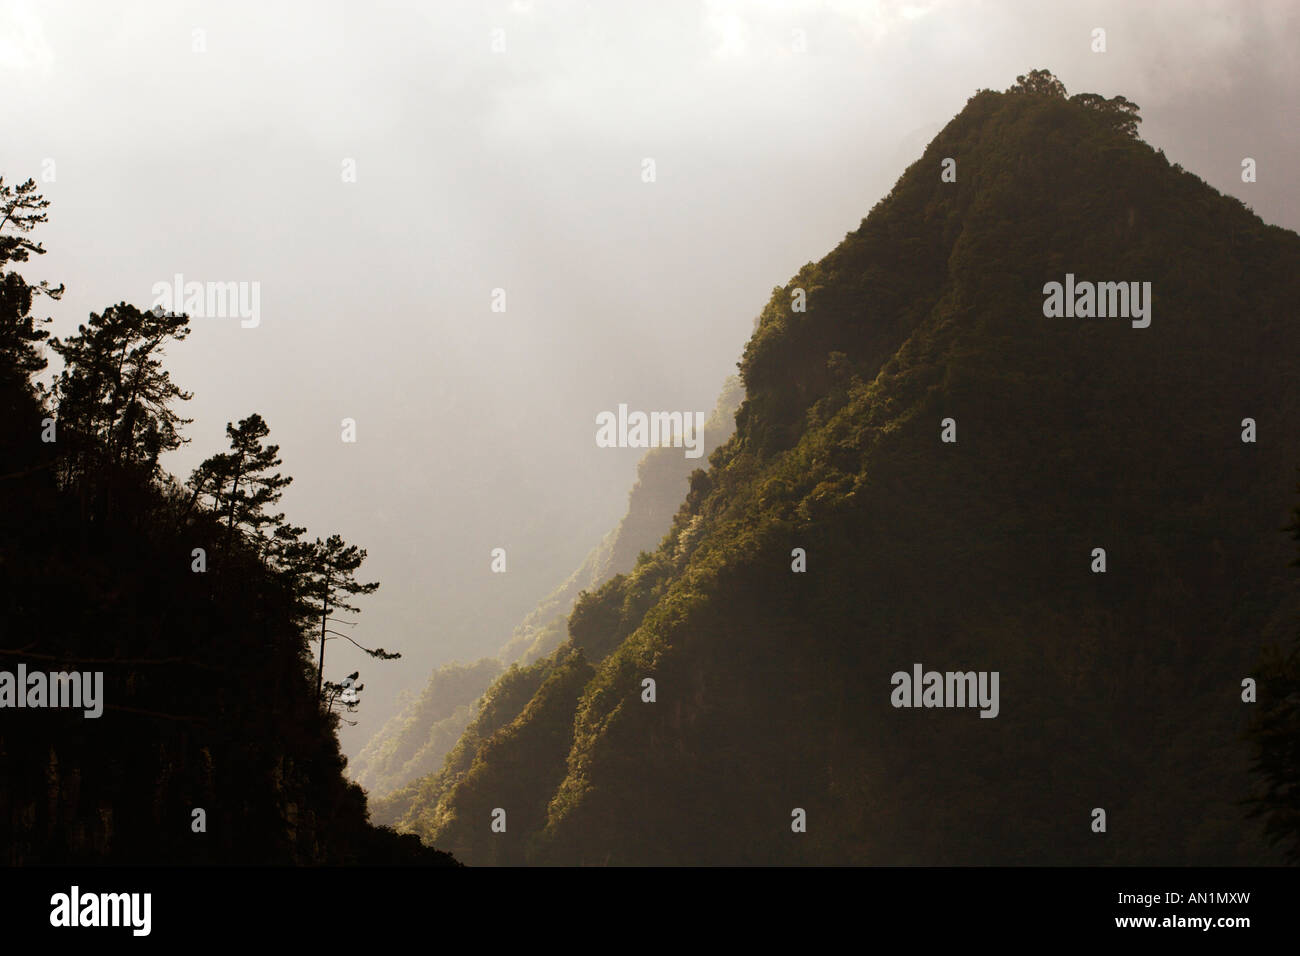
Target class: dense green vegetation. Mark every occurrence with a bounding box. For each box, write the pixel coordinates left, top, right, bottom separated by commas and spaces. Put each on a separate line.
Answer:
389, 72, 1300, 864
0, 178, 453, 865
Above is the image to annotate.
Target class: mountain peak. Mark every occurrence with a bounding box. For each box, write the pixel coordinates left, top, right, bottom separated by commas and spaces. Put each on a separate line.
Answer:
391, 79, 1300, 865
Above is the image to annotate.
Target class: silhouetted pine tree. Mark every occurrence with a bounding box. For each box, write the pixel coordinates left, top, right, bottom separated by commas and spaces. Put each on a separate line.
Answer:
279, 533, 397, 706
49, 303, 192, 524
188, 413, 292, 553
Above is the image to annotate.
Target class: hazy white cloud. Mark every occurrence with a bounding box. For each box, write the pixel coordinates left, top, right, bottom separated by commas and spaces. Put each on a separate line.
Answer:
0, 0, 54, 75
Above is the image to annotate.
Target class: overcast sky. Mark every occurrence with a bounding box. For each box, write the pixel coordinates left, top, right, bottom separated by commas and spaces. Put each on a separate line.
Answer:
4, 0, 1297, 756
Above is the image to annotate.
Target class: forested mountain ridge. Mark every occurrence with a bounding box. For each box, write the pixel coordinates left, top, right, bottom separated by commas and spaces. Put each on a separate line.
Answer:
356, 379, 741, 804
388, 72, 1300, 865
0, 178, 453, 865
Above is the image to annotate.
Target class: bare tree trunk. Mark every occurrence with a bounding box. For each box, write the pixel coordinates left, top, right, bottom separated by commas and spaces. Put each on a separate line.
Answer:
225, 458, 243, 544
316, 583, 330, 701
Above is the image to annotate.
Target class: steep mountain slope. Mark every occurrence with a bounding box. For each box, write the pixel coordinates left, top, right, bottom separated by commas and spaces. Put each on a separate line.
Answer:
394, 75, 1300, 865
355, 379, 741, 802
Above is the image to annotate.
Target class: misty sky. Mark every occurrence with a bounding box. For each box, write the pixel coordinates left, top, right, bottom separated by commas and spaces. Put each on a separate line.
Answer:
3, 0, 1297, 756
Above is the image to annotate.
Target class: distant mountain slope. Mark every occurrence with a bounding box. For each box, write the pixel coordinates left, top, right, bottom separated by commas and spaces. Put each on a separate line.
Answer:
355, 378, 742, 803
498, 376, 745, 665
392, 73, 1300, 865
350, 658, 503, 797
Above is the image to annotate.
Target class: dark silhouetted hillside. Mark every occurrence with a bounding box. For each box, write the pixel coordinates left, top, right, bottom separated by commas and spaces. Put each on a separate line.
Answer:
0, 177, 454, 865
